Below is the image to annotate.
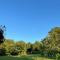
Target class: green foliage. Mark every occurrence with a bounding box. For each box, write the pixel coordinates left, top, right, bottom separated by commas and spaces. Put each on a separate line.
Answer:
0, 48, 6, 56
10, 49, 19, 55
0, 25, 6, 44
41, 27, 60, 58
56, 53, 60, 60
16, 41, 26, 50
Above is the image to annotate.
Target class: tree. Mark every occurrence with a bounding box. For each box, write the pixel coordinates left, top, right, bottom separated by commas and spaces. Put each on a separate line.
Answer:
0, 25, 6, 56
0, 25, 6, 44
42, 27, 60, 57
3, 39, 15, 55
15, 41, 27, 55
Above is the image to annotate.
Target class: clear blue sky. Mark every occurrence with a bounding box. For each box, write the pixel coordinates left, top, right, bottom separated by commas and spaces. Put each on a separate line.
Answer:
0, 0, 60, 42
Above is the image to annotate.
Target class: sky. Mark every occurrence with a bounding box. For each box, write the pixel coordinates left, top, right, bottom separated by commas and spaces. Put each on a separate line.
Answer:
0, 0, 60, 43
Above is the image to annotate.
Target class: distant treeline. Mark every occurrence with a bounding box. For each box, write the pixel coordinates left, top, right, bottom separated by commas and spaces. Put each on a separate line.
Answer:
0, 26, 60, 59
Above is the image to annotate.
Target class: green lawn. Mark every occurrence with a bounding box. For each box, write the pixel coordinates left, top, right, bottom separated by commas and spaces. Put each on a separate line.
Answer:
32, 57, 54, 60
0, 56, 54, 60
0, 56, 33, 60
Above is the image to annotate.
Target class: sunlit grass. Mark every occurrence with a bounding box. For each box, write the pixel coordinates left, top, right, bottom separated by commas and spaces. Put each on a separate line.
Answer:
32, 57, 54, 60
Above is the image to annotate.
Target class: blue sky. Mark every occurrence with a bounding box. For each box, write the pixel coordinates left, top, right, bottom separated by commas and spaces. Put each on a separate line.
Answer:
0, 0, 60, 42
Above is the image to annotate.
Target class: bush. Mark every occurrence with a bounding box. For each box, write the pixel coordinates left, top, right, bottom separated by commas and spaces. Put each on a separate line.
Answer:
10, 49, 19, 55
0, 48, 6, 56
46, 49, 58, 58
56, 53, 60, 60
32, 51, 41, 54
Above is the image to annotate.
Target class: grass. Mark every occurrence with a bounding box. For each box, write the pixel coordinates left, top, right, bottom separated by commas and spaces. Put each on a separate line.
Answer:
0, 56, 33, 60
32, 57, 54, 60
0, 55, 54, 60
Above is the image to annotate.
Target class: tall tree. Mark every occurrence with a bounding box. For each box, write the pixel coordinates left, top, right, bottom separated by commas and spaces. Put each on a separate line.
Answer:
0, 25, 6, 44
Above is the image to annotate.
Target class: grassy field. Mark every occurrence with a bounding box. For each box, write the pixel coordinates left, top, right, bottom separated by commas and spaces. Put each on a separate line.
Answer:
0, 56, 54, 60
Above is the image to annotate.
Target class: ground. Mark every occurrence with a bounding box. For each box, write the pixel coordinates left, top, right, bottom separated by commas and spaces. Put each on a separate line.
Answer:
0, 55, 54, 60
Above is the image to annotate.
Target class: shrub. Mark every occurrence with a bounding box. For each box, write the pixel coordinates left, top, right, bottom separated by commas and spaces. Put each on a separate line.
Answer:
0, 48, 6, 56
10, 49, 19, 55
56, 53, 60, 60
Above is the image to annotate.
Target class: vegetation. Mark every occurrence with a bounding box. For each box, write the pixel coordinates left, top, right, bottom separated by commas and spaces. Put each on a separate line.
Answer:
0, 26, 60, 60
0, 25, 6, 44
